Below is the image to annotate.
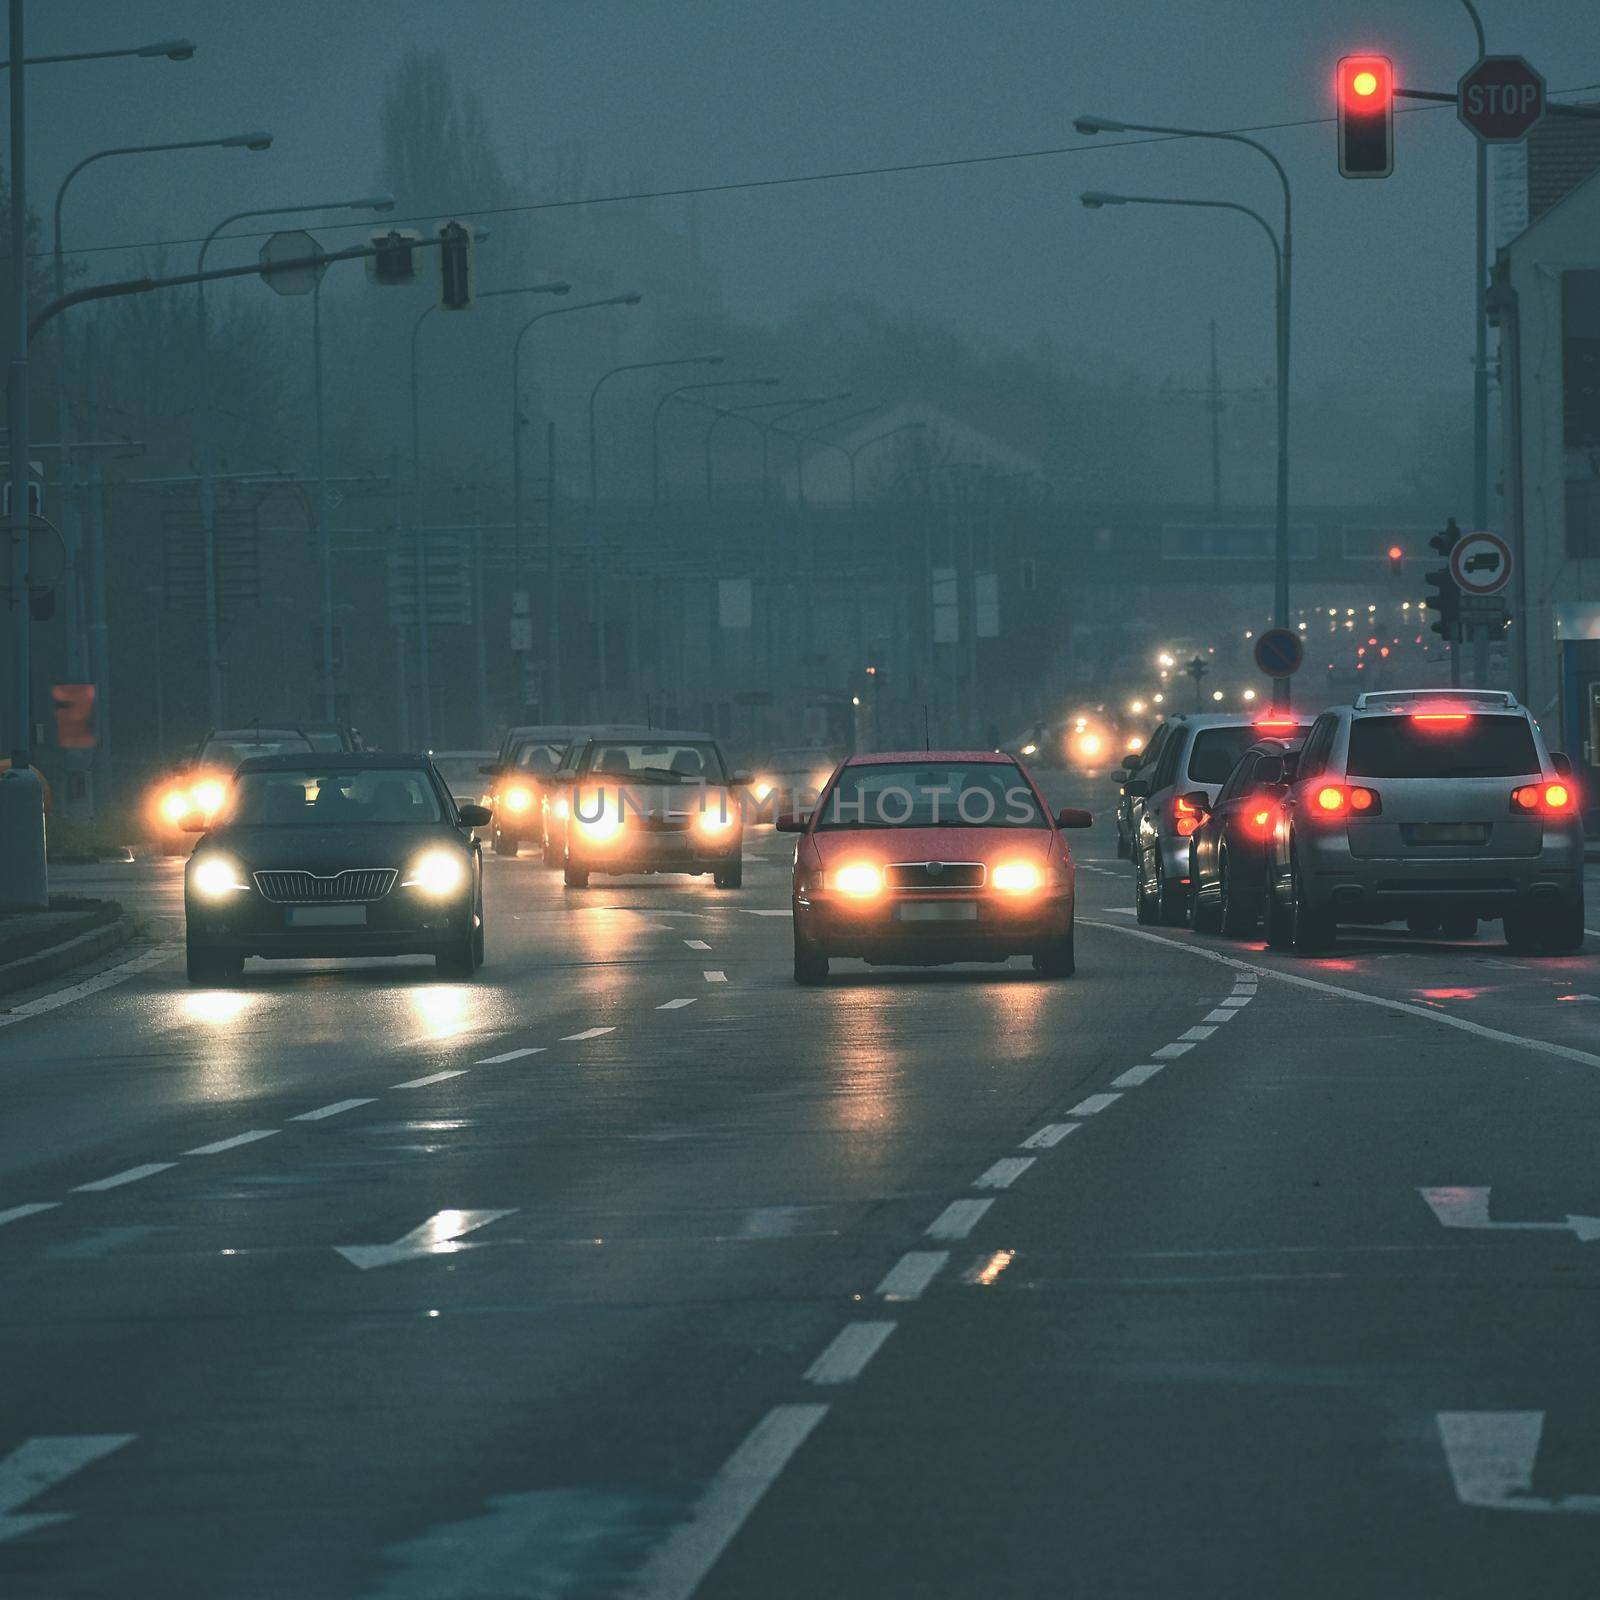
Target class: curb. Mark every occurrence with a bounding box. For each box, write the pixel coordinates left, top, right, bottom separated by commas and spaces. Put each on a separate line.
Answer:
0, 912, 142, 998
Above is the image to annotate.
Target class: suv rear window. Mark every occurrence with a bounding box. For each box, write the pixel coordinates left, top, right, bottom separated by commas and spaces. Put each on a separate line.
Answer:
1186, 726, 1306, 785
1346, 715, 1539, 779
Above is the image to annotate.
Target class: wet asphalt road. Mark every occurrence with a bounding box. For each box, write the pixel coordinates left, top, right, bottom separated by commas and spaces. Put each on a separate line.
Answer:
4, 786, 1600, 1598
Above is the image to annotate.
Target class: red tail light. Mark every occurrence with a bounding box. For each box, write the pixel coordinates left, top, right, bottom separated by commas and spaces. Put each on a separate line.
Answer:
1254, 718, 1300, 733
1174, 794, 1207, 837
1313, 784, 1381, 818
1511, 782, 1575, 815
1248, 802, 1275, 836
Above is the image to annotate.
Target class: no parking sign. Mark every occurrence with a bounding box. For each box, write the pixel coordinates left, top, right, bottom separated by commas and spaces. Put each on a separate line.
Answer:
1253, 628, 1304, 679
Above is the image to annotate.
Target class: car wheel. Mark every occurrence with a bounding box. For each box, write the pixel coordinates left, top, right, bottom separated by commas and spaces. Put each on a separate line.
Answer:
793, 922, 829, 985
492, 833, 517, 858
563, 861, 589, 889
1190, 846, 1222, 934
1506, 894, 1585, 955
1033, 925, 1076, 978
185, 939, 240, 986
1134, 852, 1158, 924
1115, 829, 1131, 861
436, 923, 477, 979
1439, 913, 1478, 941
713, 857, 743, 889
1288, 852, 1335, 955
1218, 850, 1258, 938
1155, 854, 1187, 927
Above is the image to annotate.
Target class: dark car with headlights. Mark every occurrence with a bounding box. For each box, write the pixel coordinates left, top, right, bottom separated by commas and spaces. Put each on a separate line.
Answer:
182, 754, 489, 984
549, 731, 747, 888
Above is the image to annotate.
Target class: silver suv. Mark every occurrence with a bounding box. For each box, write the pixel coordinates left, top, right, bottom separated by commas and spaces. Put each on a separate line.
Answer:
1127, 710, 1309, 924
1264, 689, 1585, 954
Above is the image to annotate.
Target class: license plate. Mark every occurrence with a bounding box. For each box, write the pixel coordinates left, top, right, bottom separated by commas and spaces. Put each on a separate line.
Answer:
1404, 824, 1488, 846
287, 904, 367, 927
896, 901, 978, 922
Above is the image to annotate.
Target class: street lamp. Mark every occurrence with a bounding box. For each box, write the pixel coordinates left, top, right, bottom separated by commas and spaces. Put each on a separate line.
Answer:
788, 419, 928, 506
751, 393, 854, 504
400, 280, 569, 746
508, 293, 641, 719
1076, 110, 1294, 704
192, 194, 394, 723
652, 377, 780, 504
51, 132, 274, 799
588, 354, 724, 507
0, 38, 197, 69
699, 395, 810, 505
771, 403, 882, 505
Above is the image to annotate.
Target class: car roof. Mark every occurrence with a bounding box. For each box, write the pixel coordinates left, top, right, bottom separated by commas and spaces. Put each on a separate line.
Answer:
428, 749, 493, 758
1352, 688, 1517, 711
505, 723, 650, 741
842, 749, 1015, 765
1162, 712, 1287, 733
235, 752, 432, 772
572, 728, 716, 744
206, 726, 310, 739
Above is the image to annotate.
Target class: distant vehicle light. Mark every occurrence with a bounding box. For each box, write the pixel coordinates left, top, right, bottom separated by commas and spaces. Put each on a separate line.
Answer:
991, 860, 1043, 893
190, 778, 227, 815
159, 787, 192, 825
1077, 732, 1103, 759
831, 862, 883, 897
402, 847, 467, 896
697, 804, 736, 836
752, 778, 775, 801
575, 801, 622, 840
1126, 735, 1144, 753
502, 784, 534, 813
192, 855, 249, 898
1020, 742, 1038, 757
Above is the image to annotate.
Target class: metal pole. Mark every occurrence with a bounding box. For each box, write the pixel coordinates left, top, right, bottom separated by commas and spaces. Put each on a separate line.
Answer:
196, 260, 224, 724
546, 419, 560, 720
472, 521, 489, 740
408, 304, 434, 745
312, 277, 335, 721
1274, 194, 1292, 711
1208, 319, 1223, 513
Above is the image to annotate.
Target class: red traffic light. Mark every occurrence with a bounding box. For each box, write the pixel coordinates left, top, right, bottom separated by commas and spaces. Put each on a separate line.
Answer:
1337, 54, 1395, 179
1387, 545, 1403, 561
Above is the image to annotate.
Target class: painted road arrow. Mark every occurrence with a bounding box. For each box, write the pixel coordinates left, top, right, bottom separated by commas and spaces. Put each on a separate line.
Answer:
1438, 1412, 1600, 1514
334, 1207, 517, 1270
1418, 1187, 1600, 1242
0, 1434, 135, 1543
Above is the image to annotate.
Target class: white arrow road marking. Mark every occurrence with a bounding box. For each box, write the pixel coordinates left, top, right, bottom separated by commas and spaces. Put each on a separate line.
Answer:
0, 1434, 135, 1543
1419, 1187, 1600, 1242
1438, 1412, 1600, 1513
334, 1207, 517, 1270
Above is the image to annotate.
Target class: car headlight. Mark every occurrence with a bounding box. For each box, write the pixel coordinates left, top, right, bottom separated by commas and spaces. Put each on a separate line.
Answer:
503, 784, 534, 813
158, 787, 192, 825
828, 862, 883, 897
192, 855, 249, 898
575, 800, 622, 840
752, 778, 774, 802
991, 860, 1044, 893
402, 848, 468, 896
191, 778, 227, 816
553, 796, 570, 820
697, 802, 736, 836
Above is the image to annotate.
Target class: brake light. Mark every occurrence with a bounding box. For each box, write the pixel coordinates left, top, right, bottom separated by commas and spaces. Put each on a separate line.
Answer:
1174, 794, 1207, 837
1248, 801, 1275, 835
1511, 782, 1575, 815
1411, 711, 1471, 726
1313, 784, 1381, 818
1254, 718, 1300, 733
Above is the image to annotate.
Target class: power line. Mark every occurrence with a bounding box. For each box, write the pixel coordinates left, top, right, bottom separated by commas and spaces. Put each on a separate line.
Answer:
16, 82, 1600, 268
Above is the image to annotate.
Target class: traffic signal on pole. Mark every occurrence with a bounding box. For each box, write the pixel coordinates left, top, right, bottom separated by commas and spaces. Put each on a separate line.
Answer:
1337, 54, 1395, 178
367, 229, 421, 286
1424, 518, 1461, 641
438, 221, 474, 310
1387, 544, 1403, 576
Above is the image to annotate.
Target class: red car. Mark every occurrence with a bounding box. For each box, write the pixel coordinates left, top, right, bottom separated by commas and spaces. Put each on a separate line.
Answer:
778, 750, 1092, 983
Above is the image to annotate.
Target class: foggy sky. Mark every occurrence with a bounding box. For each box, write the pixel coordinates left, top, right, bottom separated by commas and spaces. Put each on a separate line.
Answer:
23, 1, 1599, 426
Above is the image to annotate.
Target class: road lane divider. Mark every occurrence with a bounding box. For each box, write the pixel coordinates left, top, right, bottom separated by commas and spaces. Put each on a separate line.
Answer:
875, 1251, 948, 1302
974, 1156, 1035, 1190
1020, 1123, 1079, 1149
475, 1046, 545, 1064
290, 1099, 376, 1122
658, 998, 698, 1010
0, 1202, 60, 1228
684, 939, 712, 951
391, 1069, 469, 1089
561, 1027, 616, 1041
70, 1163, 176, 1193
1111, 1064, 1166, 1088
1151, 1042, 1195, 1059
184, 1129, 278, 1156
926, 1198, 994, 1240
0, 1433, 136, 1544
703, 970, 727, 983
804, 1322, 897, 1385
1064, 1093, 1121, 1117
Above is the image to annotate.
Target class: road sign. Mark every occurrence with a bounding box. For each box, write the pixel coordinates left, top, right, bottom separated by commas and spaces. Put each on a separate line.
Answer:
1449, 529, 1512, 595
0, 514, 65, 593
1458, 56, 1546, 144
1253, 627, 1304, 678
259, 229, 326, 296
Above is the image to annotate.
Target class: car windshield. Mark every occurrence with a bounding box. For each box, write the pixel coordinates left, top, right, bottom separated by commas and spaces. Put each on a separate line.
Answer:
583, 741, 727, 783
1346, 715, 1540, 779
1187, 725, 1308, 785
431, 756, 490, 790
199, 735, 312, 767
815, 762, 1046, 829
303, 731, 346, 752
226, 768, 444, 825
513, 743, 565, 776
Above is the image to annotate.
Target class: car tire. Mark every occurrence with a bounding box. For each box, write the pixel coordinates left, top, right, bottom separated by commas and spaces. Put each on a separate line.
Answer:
1288, 852, 1335, 955
492, 833, 517, 858
472, 907, 486, 969
1440, 913, 1478, 941
1190, 845, 1222, 933
436, 926, 477, 979
185, 939, 241, 986
793, 923, 829, 985
1033, 925, 1076, 978
1155, 855, 1187, 927
563, 862, 589, 889
1505, 895, 1586, 955
1116, 831, 1131, 861
1218, 850, 1257, 938
714, 857, 743, 889
1134, 852, 1158, 924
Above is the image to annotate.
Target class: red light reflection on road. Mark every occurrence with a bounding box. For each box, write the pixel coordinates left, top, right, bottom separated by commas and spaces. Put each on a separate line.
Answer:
1416, 987, 1484, 1002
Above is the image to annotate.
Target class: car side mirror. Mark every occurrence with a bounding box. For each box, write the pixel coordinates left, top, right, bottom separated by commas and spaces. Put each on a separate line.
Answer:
774, 811, 811, 833
1056, 807, 1093, 829
1550, 751, 1573, 777
1122, 778, 1149, 798
1255, 757, 1285, 786
457, 803, 492, 828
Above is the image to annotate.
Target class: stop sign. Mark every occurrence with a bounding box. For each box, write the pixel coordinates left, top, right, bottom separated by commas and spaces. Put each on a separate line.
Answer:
1458, 55, 1546, 143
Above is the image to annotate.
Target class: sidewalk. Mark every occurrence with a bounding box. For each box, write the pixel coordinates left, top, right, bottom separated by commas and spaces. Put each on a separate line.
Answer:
0, 897, 140, 996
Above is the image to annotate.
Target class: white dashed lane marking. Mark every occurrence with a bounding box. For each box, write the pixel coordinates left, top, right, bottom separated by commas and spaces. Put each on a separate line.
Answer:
290, 1099, 375, 1122
1020, 1123, 1079, 1149
1178, 1025, 1217, 1042
658, 998, 698, 1010
876, 1251, 948, 1302
684, 939, 712, 951
475, 1047, 545, 1064
560, 1027, 615, 1041
1151, 1042, 1195, 1059
974, 1156, 1035, 1190
1065, 1093, 1121, 1117
804, 1322, 897, 1385
703, 970, 728, 983
71, 1163, 176, 1193
391, 1070, 469, 1089
1203, 1009, 1237, 1023
184, 1129, 279, 1157
926, 1198, 995, 1240
0, 1202, 60, 1228
1111, 1063, 1166, 1088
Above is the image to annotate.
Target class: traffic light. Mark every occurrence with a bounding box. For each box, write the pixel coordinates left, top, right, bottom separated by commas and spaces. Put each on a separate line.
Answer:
1337, 54, 1394, 178
1387, 544, 1403, 576
1424, 518, 1461, 641
367, 229, 421, 286
438, 220, 474, 310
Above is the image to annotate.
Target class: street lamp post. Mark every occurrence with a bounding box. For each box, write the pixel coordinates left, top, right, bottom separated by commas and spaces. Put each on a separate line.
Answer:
754, 394, 854, 504
53, 131, 272, 809
1076, 112, 1293, 706
772, 403, 881, 506
651, 377, 780, 504
587, 353, 724, 508
509, 294, 640, 721
194, 194, 394, 724
408, 280, 569, 746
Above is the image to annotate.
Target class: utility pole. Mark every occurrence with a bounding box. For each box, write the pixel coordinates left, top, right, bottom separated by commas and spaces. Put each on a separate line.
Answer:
1160, 320, 1266, 513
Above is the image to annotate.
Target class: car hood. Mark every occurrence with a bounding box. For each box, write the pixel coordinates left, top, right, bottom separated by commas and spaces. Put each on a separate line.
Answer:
574, 781, 738, 821
199, 822, 463, 870
809, 826, 1056, 866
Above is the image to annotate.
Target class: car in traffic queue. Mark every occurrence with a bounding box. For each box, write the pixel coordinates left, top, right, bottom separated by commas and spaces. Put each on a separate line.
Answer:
1263, 689, 1585, 955
480, 723, 647, 859
428, 749, 495, 836
1126, 711, 1311, 925
749, 745, 844, 823
149, 723, 329, 854
781, 749, 1092, 983
549, 730, 747, 888
182, 753, 490, 984
1187, 734, 1306, 936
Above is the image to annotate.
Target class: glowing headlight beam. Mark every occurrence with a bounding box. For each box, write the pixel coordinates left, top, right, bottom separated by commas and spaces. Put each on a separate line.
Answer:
990, 861, 1044, 893
831, 862, 883, 897
402, 848, 468, 895
192, 856, 249, 898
